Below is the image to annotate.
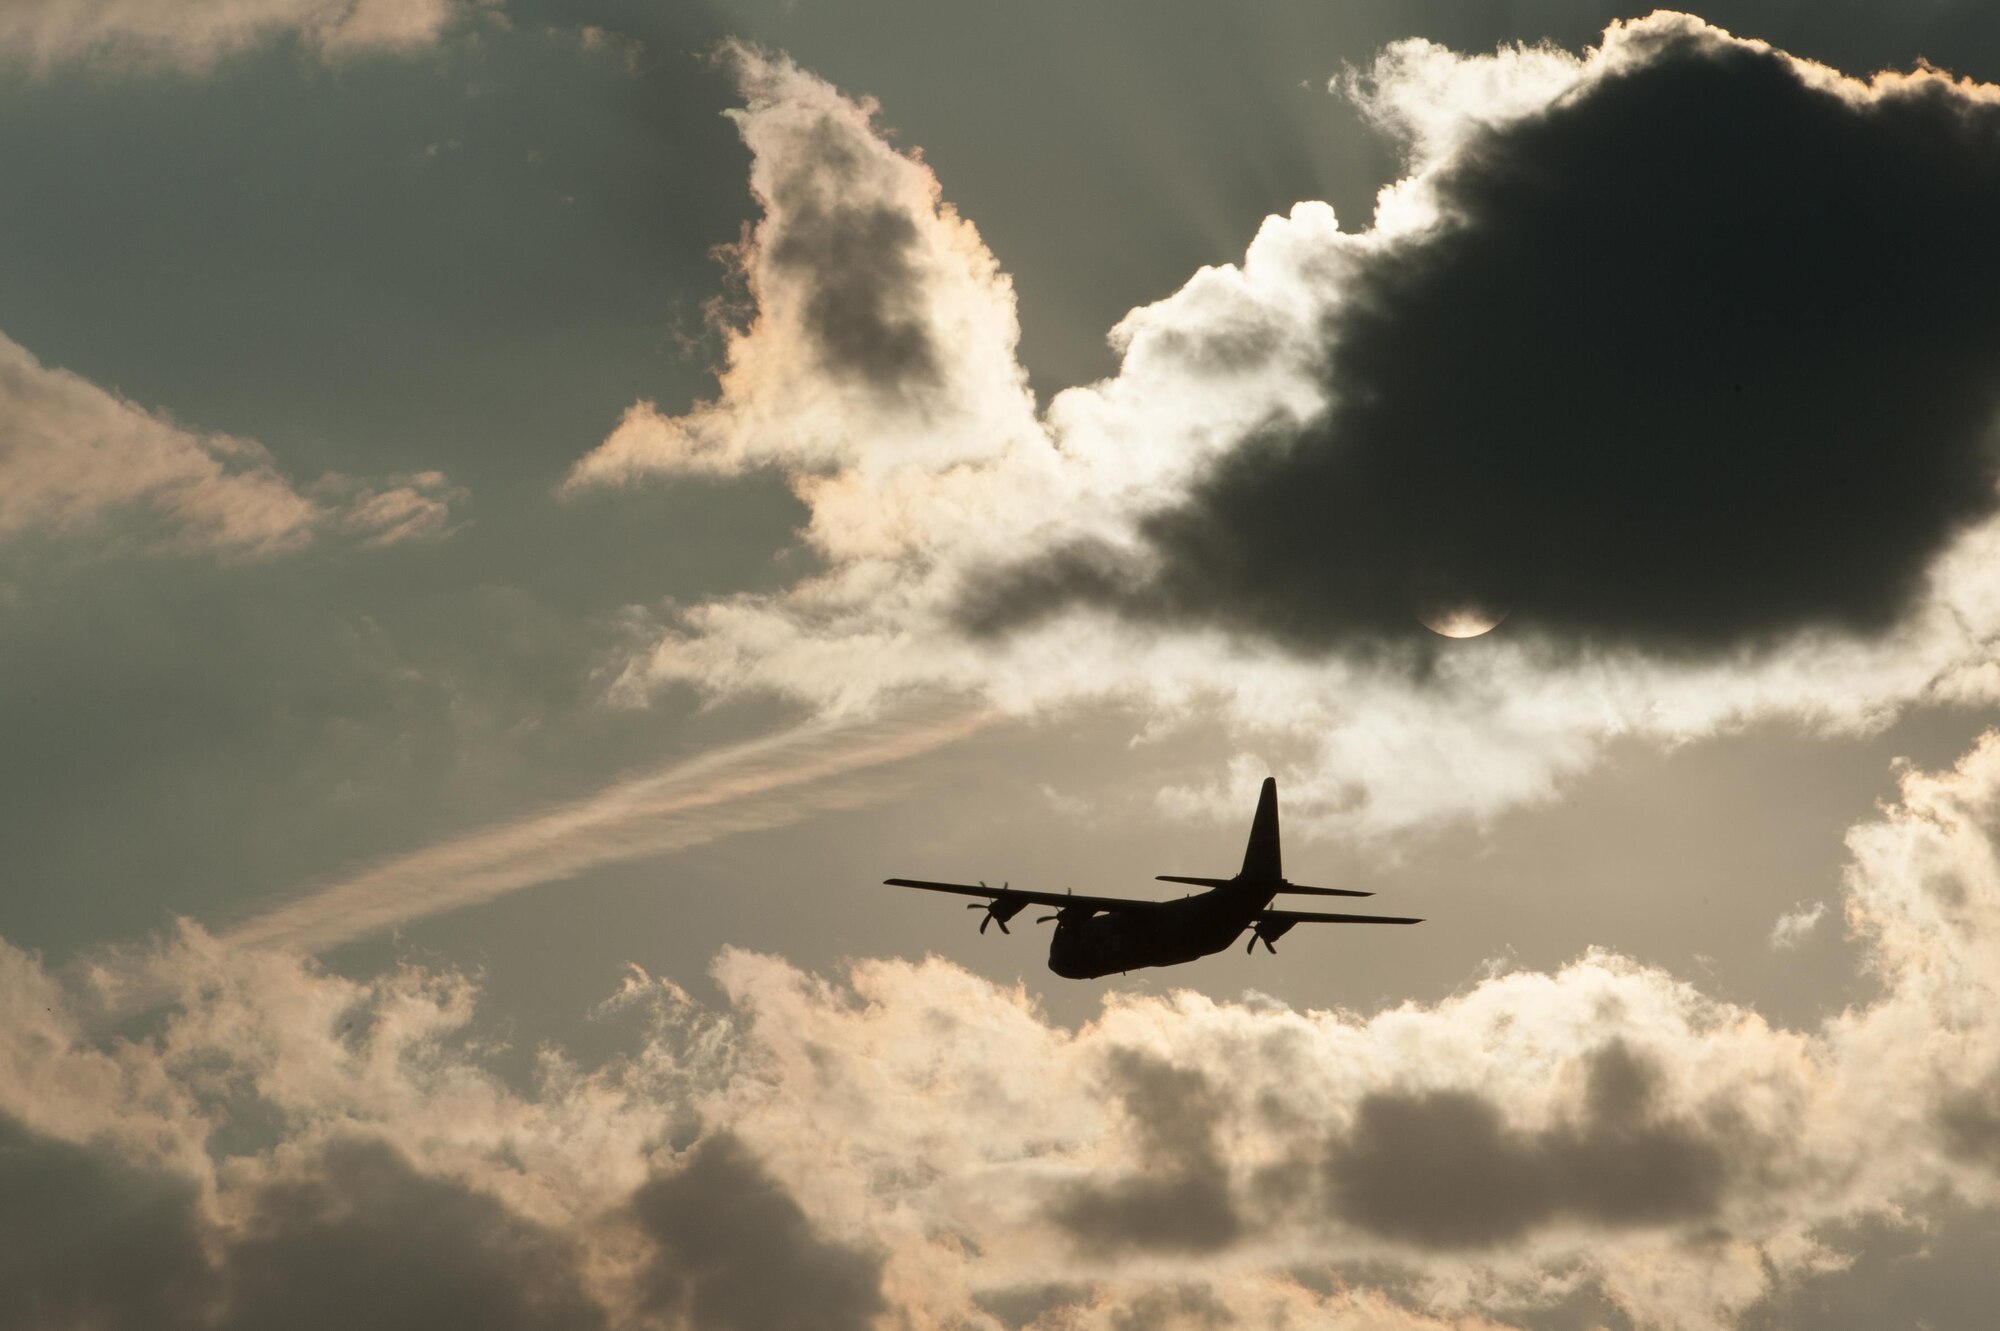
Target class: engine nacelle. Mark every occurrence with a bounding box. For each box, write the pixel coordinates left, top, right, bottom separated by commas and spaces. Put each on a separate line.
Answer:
1039, 903, 1099, 928
987, 898, 1028, 927
969, 894, 1029, 935
1246, 917, 1298, 954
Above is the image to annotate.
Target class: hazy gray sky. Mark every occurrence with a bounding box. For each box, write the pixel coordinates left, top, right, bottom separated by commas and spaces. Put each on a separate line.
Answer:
8, 4, 2000, 1329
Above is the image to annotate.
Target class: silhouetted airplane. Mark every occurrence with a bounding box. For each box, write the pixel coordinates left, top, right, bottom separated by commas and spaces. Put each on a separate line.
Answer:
886, 777, 1422, 977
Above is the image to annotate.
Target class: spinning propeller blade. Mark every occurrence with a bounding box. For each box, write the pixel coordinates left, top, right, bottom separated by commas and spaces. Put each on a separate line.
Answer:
968, 882, 1014, 934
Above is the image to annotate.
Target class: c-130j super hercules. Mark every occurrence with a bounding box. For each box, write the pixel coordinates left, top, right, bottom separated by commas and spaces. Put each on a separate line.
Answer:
887, 778, 1423, 978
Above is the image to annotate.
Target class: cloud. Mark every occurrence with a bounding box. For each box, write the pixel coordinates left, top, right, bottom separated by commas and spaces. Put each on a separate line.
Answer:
986, 18, 2000, 656
1936, 1068, 2000, 1171
1326, 1042, 1731, 1249
0, 1115, 214, 1331
563, 15, 2000, 836
0, 330, 461, 558
13, 731, 2000, 1327
0, 0, 478, 73
630, 1133, 886, 1331
1769, 901, 1828, 950
0, 927, 887, 1330
223, 1137, 606, 1331
178, 703, 988, 976
0, 330, 319, 554
0, 1119, 607, 1331
325, 470, 462, 547
1103, 1284, 1234, 1331
1052, 1051, 1242, 1257
758, 129, 940, 394
562, 43, 1039, 492
1739, 1203, 2000, 1331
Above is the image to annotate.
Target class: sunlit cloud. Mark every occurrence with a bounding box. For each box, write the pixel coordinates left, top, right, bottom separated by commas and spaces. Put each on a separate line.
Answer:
562, 40, 1041, 496
564, 16, 2000, 838
0, 329, 463, 558
14, 731, 2000, 1328
1769, 900, 1828, 950
0, 0, 485, 73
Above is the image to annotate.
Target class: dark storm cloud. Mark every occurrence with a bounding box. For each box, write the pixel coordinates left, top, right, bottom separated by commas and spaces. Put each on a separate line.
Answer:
0, 1117, 215, 1331
0, 1120, 889, 1331
630, 1132, 887, 1331
970, 26, 2000, 657
0, 1125, 602, 1331
1326, 1042, 1730, 1248
756, 111, 943, 393
222, 1138, 605, 1331
1054, 1161, 1240, 1257
1052, 1049, 1242, 1256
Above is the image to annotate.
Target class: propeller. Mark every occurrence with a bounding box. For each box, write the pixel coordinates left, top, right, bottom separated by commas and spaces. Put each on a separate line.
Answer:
968, 882, 1020, 934
1038, 887, 1074, 925
1244, 917, 1299, 955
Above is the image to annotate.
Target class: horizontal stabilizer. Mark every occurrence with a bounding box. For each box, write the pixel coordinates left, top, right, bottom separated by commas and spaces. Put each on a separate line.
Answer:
1277, 883, 1374, 898
1155, 875, 1234, 889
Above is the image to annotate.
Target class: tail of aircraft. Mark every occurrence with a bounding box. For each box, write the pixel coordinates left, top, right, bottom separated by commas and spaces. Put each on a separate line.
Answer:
1240, 776, 1281, 883
1151, 776, 1373, 897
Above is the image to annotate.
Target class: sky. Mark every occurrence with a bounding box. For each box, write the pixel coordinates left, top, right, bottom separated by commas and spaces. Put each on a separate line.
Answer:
7, 2, 2000, 1328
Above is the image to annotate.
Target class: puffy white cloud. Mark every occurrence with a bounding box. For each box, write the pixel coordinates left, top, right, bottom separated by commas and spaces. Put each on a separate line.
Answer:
564, 17, 2000, 838
0, 0, 478, 73
1339, 31, 1585, 178
0, 329, 460, 558
17, 733, 2000, 1328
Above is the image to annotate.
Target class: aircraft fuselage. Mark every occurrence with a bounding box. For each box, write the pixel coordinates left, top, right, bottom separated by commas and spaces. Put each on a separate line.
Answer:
886, 774, 1420, 976
1046, 883, 1276, 978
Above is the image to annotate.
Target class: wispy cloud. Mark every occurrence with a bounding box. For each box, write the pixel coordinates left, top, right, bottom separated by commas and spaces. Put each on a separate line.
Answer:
214, 702, 993, 958
0, 329, 461, 558
1770, 899, 1829, 950
0, 0, 479, 74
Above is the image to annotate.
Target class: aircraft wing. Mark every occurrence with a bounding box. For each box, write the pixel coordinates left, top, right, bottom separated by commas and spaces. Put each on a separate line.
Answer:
1254, 907, 1424, 925
884, 879, 1160, 914
1155, 876, 1372, 897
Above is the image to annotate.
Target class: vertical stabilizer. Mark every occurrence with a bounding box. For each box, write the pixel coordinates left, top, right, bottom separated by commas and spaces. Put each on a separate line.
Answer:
1239, 777, 1282, 882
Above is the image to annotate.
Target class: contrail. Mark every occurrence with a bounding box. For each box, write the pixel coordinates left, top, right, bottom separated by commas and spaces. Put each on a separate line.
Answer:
216, 702, 994, 956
